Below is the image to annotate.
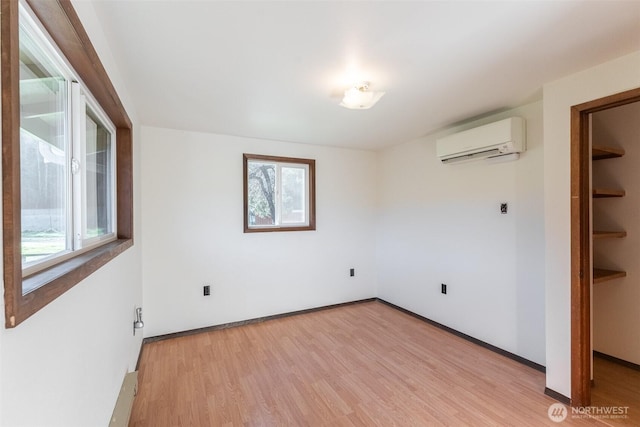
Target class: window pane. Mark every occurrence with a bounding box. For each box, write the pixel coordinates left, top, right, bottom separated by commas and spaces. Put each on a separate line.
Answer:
84, 108, 113, 240
281, 166, 306, 224
19, 24, 69, 271
247, 161, 276, 226
243, 154, 315, 233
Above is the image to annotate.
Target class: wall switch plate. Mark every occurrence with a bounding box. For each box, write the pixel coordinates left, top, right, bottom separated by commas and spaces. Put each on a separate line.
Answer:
203, 285, 210, 296
441, 283, 447, 294
350, 268, 355, 277
501, 203, 508, 214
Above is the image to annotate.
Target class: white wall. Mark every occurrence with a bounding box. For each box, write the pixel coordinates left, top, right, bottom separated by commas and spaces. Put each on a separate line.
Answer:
377, 101, 546, 365
592, 102, 640, 365
543, 51, 640, 398
140, 126, 378, 337
0, 2, 143, 426
0, 4, 635, 422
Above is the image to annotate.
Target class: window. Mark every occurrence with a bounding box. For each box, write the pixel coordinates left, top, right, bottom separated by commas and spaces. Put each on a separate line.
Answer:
243, 154, 316, 232
19, 18, 70, 273
2, 0, 133, 327
20, 14, 117, 281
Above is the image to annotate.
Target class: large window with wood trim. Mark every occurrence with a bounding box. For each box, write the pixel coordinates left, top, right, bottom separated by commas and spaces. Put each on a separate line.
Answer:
243, 154, 316, 232
20, 11, 117, 282
2, 0, 133, 327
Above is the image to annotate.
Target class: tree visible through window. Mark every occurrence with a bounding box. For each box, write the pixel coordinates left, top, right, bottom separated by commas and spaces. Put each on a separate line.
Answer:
243, 154, 315, 232
247, 161, 276, 225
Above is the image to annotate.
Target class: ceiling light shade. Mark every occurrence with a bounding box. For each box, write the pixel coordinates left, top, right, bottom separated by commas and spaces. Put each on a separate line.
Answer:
340, 82, 384, 110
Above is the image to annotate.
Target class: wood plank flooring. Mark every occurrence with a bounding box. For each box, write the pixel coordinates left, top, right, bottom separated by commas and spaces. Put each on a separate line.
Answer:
130, 301, 634, 426
592, 355, 640, 426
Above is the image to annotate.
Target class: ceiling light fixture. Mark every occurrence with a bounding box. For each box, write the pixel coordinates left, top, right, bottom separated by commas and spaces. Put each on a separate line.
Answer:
340, 81, 384, 110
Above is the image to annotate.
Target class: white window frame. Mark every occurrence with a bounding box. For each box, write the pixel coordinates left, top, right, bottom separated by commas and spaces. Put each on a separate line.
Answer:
252, 161, 309, 228
243, 154, 316, 233
72, 82, 118, 250
20, 2, 117, 279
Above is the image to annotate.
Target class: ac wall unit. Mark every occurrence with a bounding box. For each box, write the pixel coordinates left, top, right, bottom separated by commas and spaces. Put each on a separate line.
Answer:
436, 117, 525, 164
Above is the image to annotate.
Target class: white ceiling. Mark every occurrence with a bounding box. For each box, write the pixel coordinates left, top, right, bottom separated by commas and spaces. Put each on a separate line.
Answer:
85, 0, 640, 150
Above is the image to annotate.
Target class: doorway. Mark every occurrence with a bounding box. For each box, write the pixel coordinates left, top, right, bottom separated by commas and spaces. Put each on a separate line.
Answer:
571, 87, 640, 407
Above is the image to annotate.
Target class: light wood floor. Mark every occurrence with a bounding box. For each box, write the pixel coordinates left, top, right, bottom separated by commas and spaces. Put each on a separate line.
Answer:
591, 355, 640, 426
130, 301, 635, 426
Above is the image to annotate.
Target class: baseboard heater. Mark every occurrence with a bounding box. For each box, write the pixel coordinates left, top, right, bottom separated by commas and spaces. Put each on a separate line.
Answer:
110, 371, 138, 427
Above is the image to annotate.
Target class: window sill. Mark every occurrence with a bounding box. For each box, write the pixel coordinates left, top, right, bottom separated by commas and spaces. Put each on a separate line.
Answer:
10, 239, 133, 326
23, 238, 133, 294
244, 225, 316, 233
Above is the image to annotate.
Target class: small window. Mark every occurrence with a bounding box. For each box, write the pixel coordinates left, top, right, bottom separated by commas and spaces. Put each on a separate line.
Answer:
243, 154, 316, 232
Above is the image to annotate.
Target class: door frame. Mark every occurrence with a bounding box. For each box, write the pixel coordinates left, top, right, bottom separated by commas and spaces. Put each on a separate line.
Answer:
570, 87, 640, 407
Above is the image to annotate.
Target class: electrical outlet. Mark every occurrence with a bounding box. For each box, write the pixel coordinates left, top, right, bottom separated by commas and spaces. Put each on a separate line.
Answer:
350, 268, 355, 277
441, 283, 447, 294
203, 285, 211, 296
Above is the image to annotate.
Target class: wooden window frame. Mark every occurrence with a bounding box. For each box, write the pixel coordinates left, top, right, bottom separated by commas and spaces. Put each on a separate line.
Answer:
2, 0, 133, 328
243, 154, 316, 233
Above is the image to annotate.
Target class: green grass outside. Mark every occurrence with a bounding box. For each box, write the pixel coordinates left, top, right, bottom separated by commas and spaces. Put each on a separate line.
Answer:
21, 231, 65, 257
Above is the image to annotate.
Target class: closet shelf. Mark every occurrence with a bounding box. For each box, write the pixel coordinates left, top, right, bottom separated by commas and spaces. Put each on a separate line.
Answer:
591, 141, 626, 284
593, 188, 625, 198
593, 230, 627, 239
592, 145, 625, 160
593, 268, 626, 284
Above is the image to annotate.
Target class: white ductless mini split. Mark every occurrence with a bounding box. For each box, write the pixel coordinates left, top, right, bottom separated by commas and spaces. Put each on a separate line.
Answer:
436, 117, 526, 164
